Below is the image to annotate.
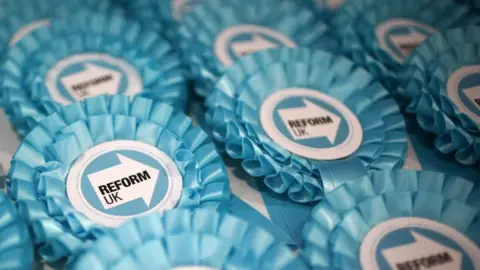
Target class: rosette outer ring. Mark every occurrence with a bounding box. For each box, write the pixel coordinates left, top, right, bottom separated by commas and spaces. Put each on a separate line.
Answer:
333, 0, 471, 91
0, 192, 34, 270
6, 95, 231, 263
302, 169, 480, 269
405, 32, 480, 165
0, 0, 114, 57
206, 48, 407, 203
177, 0, 337, 97
1, 12, 188, 136
68, 208, 309, 270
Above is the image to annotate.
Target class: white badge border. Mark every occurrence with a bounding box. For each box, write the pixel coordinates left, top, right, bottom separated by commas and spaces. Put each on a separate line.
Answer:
67, 140, 183, 227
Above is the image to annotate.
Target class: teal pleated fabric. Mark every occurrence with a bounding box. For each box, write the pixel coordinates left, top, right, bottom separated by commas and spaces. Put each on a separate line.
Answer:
7, 95, 231, 263
302, 170, 480, 269
399, 26, 480, 166
68, 209, 309, 270
1, 11, 188, 135
0, 192, 34, 270
206, 48, 407, 203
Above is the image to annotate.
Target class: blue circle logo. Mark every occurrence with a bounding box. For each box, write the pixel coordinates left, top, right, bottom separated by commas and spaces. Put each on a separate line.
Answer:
376, 19, 437, 63
67, 141, 182, 227
260, 89, 363, 160
360, 218, 480, 270
214, 25, 296, 67
46, 53, 142, 105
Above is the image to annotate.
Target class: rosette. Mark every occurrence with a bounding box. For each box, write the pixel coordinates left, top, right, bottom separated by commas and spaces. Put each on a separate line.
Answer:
403, 26, 480, 165
302, 169, 480, 269
6, 95, 231, 262
0, 0, 113, 57
0, 192, 34, 270
155, 0, 203, 42
1, 12, 188, 135
333, 0, 472, 91
206, 48, 407, 203
68, 208, 308, 270
177, 0, 338, 97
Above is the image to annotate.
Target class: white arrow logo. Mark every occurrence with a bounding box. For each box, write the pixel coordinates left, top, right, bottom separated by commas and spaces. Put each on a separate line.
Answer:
231, 34, 279, 57
463, 85, 480, 108
277, 99, 341, 144
61, 63, 122, 100
390, 29, 428, 58
87, 154, 159, 210
382, 231, 462, 270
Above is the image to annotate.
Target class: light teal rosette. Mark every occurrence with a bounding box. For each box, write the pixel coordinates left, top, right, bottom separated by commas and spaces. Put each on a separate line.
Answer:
333, 0, 474, 92
302, 169, 480, 269
0, 192, 34, 270
403, 26, 480, 165
206, 48, 407, 203
0, 0, 113, 58
177, 0, 338, 97
6, 95, 231, 263
68, 208, 308, 270
1, 12, 188, 136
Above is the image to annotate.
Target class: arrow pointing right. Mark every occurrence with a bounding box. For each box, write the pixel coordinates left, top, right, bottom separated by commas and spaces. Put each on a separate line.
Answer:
277, 99, 341, 144
87, 154, 159, 210
382, 231, 462, 270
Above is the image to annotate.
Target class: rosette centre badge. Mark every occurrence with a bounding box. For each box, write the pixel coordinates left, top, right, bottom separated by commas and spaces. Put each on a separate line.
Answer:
447, 65, 480, 123
376, 19, 437, 62
67, 140, 182, 227
214, 25, 296, 66
260, 89, 363, 160
360, 218, 480, 270
46, 53, 142, 105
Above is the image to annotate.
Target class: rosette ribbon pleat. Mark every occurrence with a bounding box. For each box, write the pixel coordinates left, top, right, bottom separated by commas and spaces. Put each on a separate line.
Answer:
6, 95, 231, 263
206, 48, 407, 203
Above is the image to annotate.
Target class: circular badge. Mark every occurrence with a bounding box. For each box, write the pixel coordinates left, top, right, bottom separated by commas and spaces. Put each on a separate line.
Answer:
447, 65, 480, 124
67, 140, 182, 227
214, 25, 296, 67
9, 19, 51, 47
360, 217, 480, 270
376, 19, 438, 63
45, 53, 143, 105
260, 88, 363, 160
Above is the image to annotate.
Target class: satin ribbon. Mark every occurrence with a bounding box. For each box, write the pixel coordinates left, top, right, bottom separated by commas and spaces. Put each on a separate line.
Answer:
400, 26, 480, 165
302, 169, 480, 269
176, 0, 337, 97
7, 95, 231, 263
206, 48, 407, 203
0, 192, 34, 270
67, 208, 309, 270
333, 0, 476, 92
1, 11, 188, 136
